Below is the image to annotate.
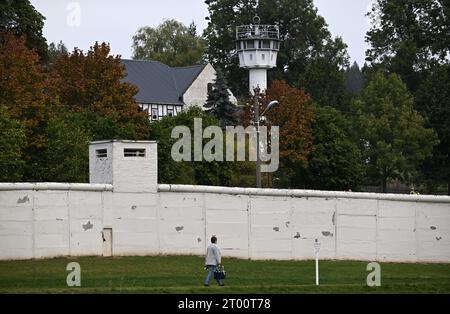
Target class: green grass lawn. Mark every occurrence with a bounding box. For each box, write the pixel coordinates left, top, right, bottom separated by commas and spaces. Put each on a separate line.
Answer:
0, 255, 449, 293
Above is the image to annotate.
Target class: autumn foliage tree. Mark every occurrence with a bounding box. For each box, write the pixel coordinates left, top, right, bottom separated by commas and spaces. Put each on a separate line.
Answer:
50, 42, 151, 140
266, 80, 314, 165
241, 81, 314, 187
0, 32, 50, 132
1, 34, 152, 182
0, 32, 54, 179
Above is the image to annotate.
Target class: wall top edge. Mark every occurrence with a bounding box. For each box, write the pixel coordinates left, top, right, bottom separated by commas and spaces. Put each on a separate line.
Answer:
158, 184, 450, 203
1, 183, 448, 203
0, 183, 113, 192
89, 140, 158, 145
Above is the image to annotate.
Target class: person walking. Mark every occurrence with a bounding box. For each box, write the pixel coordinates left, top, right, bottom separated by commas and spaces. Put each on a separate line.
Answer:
204, 235, 224, 286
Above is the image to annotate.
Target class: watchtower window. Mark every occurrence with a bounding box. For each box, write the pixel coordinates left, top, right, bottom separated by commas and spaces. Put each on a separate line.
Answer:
246, 41, 255, 49
124, 148, 146, 157
262, 40, 271, 48
96, 149, 107, 158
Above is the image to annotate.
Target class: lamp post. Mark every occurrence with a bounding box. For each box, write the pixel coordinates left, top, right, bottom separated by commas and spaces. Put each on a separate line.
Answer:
254, 87, 262, 188
254, 87, 278, 188
314, 238, 321, 286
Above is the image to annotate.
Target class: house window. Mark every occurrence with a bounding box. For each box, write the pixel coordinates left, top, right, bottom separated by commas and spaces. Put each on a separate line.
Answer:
151, 108, 158, 120
124, 148, 146, 157
96, 149, 107, 158
207, 83, 213, 94
140, 104, 150, 114
167, 108, 174, 117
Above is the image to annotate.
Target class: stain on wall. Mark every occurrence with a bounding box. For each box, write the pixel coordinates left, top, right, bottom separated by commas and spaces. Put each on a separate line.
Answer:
17, 195, 30, 204
83, 221, 93, 231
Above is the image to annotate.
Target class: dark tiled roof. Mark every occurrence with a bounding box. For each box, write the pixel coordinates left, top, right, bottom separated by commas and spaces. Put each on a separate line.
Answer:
121, 59, 206, 105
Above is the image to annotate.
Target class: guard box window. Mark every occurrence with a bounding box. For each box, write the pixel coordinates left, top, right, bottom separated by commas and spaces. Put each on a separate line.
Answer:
124, 148, 146, 157
96, 149, 107, 158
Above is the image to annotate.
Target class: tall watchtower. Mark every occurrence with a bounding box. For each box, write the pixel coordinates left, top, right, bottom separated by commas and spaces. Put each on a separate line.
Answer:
236, 16, 280, 94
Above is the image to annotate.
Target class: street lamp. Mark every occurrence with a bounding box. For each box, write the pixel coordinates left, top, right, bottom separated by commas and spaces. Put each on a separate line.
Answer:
262, 100, 279, 116
254, 87, 278, 188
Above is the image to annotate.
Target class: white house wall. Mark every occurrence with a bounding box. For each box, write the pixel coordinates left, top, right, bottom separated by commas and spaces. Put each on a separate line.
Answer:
183, 63, 238, 109
1, 183, 450, 262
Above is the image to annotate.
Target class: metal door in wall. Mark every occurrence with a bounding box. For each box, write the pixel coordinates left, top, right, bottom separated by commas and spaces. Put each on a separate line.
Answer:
102, 228, 113, 257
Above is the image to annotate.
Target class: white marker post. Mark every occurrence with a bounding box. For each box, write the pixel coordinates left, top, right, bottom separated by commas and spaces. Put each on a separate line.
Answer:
314, 239, 321, 286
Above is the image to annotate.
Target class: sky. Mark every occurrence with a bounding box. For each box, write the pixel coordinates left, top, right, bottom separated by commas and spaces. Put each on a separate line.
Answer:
30, 0, 374, 66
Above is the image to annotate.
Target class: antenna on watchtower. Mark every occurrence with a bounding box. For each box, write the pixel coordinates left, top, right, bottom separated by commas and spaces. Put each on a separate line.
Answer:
254, 0, 260, 17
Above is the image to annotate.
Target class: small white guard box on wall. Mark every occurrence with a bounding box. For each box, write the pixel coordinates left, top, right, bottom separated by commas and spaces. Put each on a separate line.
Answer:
89, 140, 158, 192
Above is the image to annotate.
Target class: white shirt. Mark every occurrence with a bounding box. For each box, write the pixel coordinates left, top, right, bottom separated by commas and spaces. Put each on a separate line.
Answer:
205, 243, 221, 266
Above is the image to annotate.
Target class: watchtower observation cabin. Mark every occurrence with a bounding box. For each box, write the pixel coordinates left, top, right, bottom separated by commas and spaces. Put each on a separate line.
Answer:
236, 18, 280, 94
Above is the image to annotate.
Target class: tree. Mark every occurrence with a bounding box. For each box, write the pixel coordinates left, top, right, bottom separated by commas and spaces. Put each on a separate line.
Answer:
150, 106, 246, 186
351, 73, 439, 192
265, 81, 314, 167
0, 32, 49, 129
204, 69, 237, 127
415, 64, 450, 194
365, 0, 450, 193
48, 40, 68, 66
240, 80, 314, 187
132, 19, 205, 67
0, 32, 53, 180
204, 0, 350, 108
366, 0, 450, 92
345, 62, 364, 96
297, 106, 365, 191
0, 106, 26, 182
0, 0, 48, 62
37, 111, 92, 183
51, 42, 151, 140
1, 36, 151, 182
297, 36, 350, 111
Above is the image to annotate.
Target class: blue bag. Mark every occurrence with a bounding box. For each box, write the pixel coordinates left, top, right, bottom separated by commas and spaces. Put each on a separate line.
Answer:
214, 265, 227, 280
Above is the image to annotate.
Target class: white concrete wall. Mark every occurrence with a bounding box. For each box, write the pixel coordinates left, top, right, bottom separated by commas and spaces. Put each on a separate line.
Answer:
0, 184, 111, 260
1, 184, 449, 262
